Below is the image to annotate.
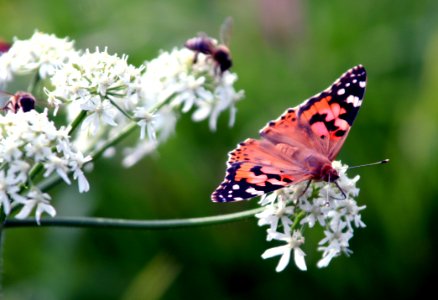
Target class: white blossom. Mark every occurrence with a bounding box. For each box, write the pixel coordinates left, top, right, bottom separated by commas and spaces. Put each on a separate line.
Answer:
299, 197, 330, 228
133, 107, 157, 141
80, 96, 118, 135
317, 220, 354, 268
316, 248, 339, 268
68, 151, 92, 193
140, 48, 244, 130
2, 29, 246, 222
48, 47, 142, 116
256, 198, 294, 239
0, 31, 78, 85
45, 46, 144, 153
257, 161, 364, 271
262, 230, 307, 271
14, 189, 56, 225
119, 47, 244, 167
0, 109, 90, 220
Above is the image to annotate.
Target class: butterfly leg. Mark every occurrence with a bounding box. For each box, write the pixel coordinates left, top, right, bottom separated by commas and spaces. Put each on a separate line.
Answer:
297, 180, 312, 201
333, 181, 347, 200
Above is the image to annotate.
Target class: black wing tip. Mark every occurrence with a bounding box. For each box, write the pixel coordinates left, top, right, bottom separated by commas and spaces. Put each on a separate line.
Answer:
349, 65, 367, 77
210, 189, 242, 203
211, 172, 262, 203
211, 180, 237, 203
211, 192, 225, 202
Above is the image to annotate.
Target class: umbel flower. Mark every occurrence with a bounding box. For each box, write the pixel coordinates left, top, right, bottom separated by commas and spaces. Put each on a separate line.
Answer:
0, 31, 77, 85
123, 47, 244, 167
46, 47, 142, 119
0, 29, 244, 223
46, 45, 244, 167
0, 109, 90, 223
256, 161, 364, 271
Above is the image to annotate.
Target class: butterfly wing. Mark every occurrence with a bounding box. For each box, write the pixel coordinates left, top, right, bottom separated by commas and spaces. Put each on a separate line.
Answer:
261, 65, 367, 160
211, 138, 313, 202
211, 65, 367, 202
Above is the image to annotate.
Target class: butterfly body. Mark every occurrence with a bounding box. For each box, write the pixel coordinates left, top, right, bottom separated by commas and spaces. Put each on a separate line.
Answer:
212, 65, 366, 202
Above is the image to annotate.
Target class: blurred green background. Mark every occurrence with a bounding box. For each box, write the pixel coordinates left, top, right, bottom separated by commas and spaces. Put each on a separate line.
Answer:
1, 0, 438, 299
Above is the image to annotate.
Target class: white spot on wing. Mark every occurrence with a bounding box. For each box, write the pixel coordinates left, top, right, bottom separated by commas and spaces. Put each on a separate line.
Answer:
359, 81, 366, 88
346, 95, 361, 107
337, 88, 345, 95
232, 184, 240, 190
246, 187, 264, 196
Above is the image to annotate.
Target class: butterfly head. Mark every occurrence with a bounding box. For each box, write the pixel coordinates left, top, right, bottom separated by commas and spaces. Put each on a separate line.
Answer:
319, 163, 339, 183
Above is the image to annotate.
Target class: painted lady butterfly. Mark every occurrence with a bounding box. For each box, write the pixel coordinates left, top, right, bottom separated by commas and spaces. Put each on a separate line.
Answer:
212, 65, 367, 202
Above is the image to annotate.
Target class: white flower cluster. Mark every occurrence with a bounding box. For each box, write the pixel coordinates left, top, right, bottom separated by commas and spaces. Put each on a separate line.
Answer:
123, 48, 244, 167
46, 47, 143, 126
141, 48, 243, 131
44, 46, 243, 166
0, 30, 244, 223
257, 161, 364, 271
0, 110, 90, 223
0, 31, 77, 85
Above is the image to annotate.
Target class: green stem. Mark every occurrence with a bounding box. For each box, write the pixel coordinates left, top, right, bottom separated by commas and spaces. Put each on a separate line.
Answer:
68, 110, 88, 136
108, 99, 134, 121
38, 176, 63, 193
88, 122, 138, 161
84, 94, 174, 160
0, 211, 6, 292
3, 207, 264, 230
27, 72, 40, 93
28, 163, 44, 182
291, 210, 306, 231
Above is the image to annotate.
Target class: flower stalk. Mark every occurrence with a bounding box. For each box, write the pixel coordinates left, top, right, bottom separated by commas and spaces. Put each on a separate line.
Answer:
2, 207, 264, 230
68, 110, 88, 135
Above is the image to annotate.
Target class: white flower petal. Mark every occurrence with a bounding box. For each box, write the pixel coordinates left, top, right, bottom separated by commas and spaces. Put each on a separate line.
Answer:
317, 249, 338, 268
275, 248, 291, 272
261, 245, 287, 259
14, 200, 35, 219
294, 248, 307, 271
191, 104, 211, 122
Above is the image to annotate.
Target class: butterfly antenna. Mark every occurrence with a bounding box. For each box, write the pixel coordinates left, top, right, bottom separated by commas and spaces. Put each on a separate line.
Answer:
348, 159, 389, 169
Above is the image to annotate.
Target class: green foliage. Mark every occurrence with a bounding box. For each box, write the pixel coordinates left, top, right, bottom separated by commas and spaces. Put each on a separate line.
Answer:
2, 0, 438, 298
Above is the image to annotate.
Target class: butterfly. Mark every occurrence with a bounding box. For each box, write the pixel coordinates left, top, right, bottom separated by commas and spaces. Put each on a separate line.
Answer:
211, 65, 367, 202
